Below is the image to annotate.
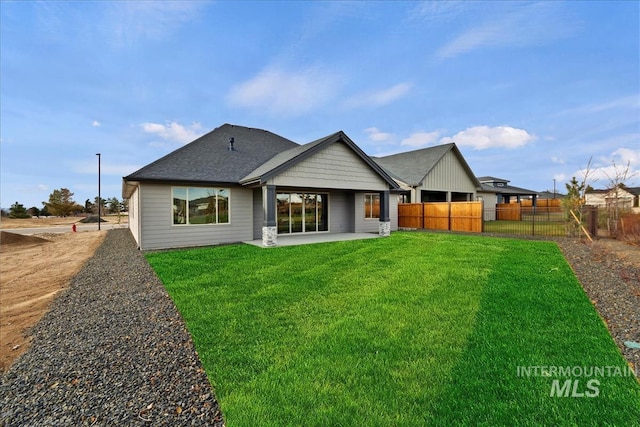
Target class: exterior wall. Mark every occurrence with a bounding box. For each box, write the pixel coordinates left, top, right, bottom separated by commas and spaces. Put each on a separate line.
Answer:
353, 192, 398, 233
127, 185, 141, 247
418, 150, 478, 200
329, 190, 354, 233
271, 142, 389, 191
477, 191, 498, 221
252, 188, 263, 239
138, 183, 254, 250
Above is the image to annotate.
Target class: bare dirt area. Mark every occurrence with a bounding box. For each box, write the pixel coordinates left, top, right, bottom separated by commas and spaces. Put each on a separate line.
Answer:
0, 214, 127, 230
0, 230, 106, 373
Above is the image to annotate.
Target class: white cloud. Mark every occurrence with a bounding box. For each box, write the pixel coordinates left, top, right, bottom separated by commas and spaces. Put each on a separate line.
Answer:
107, 1, 206, 46
364, 127, 394, 143
573, 147, 640, 187
557, 95, 640, 116
346, 83, 412, 108
551, 156, 565, 165
613, 147, 640, 166
440, 125, 535, 150
401, 131, 440, 148
435, 3, 576, 60
141, 121, 203, 144
92, 120, 101, 127
227, 67, 339, 116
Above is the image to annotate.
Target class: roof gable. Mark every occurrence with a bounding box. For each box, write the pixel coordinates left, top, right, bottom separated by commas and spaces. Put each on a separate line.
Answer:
241, 131, 399, 189
124, 124, 299, 184
373, 143, 480, 188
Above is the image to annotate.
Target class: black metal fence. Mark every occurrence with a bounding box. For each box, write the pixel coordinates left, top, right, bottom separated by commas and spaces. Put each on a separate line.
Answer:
483, 206, 598, 238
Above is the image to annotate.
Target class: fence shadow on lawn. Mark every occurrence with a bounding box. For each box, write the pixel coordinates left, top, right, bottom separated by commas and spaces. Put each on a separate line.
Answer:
424, 239, 640, 425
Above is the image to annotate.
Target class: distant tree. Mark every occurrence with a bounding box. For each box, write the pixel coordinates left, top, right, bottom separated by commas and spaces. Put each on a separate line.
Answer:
9, 201, 31, 218
107, 197, 121, 214
84, 198, 95, 214
94, 197, 106, 215
40, 205, 51, 217
121, 198, 128, 212
28, 206, 41, 218
0, 208, 8, 218
43, 188, 81, 217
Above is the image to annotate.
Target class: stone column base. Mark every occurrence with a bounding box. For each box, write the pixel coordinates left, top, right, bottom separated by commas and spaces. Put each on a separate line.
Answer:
379, 221, 391, 237
262, 226, 277, 246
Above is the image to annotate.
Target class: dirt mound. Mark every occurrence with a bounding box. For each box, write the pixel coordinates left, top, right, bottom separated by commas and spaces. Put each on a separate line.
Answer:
79, 216, 107, 223
0, 231, 51, 247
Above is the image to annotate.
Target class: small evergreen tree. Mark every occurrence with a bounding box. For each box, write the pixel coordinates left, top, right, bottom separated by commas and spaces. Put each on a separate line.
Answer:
9, 201, 31, 218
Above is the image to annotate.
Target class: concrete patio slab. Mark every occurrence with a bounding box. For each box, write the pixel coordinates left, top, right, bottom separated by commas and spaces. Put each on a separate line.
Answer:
244, 233, 381, 248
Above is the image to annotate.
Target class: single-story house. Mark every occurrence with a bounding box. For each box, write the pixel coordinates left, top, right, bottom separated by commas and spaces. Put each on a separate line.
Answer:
123, 124, 400, 250
372, 143, 481, 203
476, 176, 539, 221
476, 176, 538, 205
585, 186, 639, 211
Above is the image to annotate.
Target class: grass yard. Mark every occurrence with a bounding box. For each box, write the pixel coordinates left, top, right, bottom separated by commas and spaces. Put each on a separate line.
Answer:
146, 232, 640, 426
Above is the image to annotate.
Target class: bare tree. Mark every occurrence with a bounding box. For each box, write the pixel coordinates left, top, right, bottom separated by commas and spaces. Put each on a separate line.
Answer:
602, 160, 637, 234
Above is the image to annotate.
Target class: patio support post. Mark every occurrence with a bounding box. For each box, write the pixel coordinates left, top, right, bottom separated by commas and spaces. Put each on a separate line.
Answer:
379, 190, 391, 237
262, 185, 277, 246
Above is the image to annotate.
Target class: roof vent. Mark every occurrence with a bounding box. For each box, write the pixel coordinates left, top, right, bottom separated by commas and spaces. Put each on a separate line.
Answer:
228, 137, 235, 151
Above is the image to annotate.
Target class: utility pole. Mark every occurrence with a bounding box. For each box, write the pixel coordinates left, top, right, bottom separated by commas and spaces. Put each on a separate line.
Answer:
96, 153, 101, 230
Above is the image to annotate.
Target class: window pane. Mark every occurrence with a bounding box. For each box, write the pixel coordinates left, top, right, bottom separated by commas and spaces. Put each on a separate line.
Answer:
304, 194, 317, 232
291, 193, 303, 233
217, 189, 229, 223
189, 187, 215, 224
277, 193, 290, 234
365, 193, 380, 219
317, 194, 328, 231
173, 188, 187, 224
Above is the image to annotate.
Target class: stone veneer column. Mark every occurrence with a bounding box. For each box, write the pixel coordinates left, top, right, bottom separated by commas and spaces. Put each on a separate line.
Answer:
262, 225, 277, 246
379, 221, 391, 237
379, 189, 391, 237
262, 185, 277, 246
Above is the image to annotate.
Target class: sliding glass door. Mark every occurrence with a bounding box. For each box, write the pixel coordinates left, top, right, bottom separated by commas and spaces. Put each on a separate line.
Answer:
277, 192, 328, 234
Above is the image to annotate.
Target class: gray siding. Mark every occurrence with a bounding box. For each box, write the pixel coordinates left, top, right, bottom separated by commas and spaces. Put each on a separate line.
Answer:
128, 185, 141, 247
272, 142, 388, 190
329, 190, 354, 233
420, 150, 478, 194
138, 183, 253, 250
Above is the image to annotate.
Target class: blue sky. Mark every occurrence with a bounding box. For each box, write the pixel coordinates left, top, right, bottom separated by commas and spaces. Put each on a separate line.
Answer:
1, 1, 638, 210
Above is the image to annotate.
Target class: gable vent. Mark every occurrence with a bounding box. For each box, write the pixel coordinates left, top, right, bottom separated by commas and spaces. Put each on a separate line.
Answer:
228, 137, 235, 151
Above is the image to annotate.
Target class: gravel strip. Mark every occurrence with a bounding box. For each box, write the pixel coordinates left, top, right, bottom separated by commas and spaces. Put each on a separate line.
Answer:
556, 238, 640, 376
1, 229, 224, 426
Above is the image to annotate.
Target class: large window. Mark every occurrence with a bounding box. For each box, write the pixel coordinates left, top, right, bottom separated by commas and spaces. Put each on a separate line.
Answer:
364, 193, 380, 219
277, 192, 328, 234
172, 187, 229, 225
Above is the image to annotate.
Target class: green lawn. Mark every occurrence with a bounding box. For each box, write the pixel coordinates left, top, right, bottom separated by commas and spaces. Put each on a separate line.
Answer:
146, 232, 640, 426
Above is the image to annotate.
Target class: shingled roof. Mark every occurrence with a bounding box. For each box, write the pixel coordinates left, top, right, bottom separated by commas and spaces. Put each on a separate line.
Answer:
124, 124, 299, 184
373, 143, 480, 188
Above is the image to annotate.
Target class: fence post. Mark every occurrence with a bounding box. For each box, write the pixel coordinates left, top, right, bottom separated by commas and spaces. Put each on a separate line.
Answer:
531, 205, 536, 236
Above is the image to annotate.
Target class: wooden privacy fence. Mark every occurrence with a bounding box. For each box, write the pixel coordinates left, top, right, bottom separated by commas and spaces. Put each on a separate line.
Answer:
398, 202, 483, 233
498, 199, 563, 220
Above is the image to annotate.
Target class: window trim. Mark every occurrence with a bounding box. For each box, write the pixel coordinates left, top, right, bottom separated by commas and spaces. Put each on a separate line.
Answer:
171, 186, 231, 226
364, 192, 380, 220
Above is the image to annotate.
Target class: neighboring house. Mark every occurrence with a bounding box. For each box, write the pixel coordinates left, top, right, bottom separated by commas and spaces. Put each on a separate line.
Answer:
537, 190, 565, 200
476, 177, 539, 221
373, 143, 481, 203
476, 176, 538, 206
585, 186, 638, 210
123, 124, 399, 250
